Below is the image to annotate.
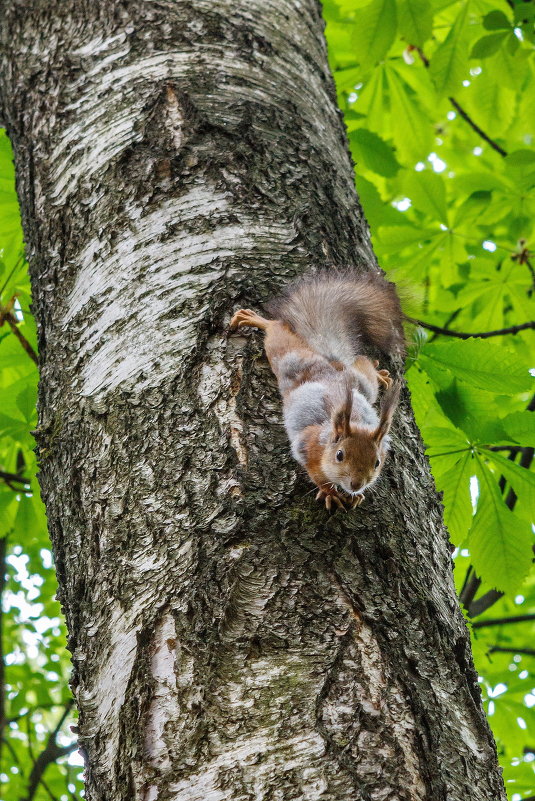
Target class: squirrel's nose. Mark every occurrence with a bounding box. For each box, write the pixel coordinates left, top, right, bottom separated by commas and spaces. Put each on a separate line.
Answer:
350, 480, 362, 491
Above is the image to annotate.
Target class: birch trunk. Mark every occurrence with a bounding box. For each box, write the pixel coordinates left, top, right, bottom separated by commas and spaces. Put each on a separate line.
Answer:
0, 1, 506, 799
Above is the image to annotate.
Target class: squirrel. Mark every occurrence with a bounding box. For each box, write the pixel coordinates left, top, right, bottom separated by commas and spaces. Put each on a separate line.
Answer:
229, 270, 404, 511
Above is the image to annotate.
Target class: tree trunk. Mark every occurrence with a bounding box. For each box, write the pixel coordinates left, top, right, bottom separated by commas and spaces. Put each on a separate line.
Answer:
0, 2, 506, 800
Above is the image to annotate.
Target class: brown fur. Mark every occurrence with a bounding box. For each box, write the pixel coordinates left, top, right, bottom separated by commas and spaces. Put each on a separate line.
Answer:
229, 272, 403, 509
266, 269, 405, 358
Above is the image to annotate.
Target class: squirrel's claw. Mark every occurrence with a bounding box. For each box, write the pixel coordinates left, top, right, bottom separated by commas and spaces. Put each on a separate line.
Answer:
376, 368, 393, 390
229, 309, 270, 332
350, 493, 365, 509
229, 309, 254, 331
316, 487, 348, 512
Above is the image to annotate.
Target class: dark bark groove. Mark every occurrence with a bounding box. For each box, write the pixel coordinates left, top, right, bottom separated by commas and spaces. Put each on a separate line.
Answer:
0, 1, 505, 799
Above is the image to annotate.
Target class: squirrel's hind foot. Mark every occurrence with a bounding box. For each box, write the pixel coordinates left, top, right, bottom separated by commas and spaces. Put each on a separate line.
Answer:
372, 360, 393, 390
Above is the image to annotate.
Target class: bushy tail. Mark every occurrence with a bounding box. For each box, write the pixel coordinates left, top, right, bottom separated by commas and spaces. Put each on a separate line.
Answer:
266, 270, 404, 363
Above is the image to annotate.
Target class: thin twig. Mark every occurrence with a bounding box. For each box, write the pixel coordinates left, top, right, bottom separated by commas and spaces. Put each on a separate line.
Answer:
0, 254, 23, 298
489, 646, 535, 657
4, 311, 38, 364
0, 469, 30, 489
414, 47, 507, 157
487, 446, 526, 454
406, 316, 535, 339
38, 777, 61, 801
472, 614, 535, 629
448, 97, 507, 157
525, 258, 535, 292
24, 700, 77, 801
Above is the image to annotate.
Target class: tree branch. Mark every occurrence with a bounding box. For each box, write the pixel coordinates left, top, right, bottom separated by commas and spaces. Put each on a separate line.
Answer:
0, 469, 31, 492
406, 316, 535, 339
447, 97, 507, 157
413, 47, 507, 157
23, 701, 77, 801
525, 257, 535, 292
472, 614, 535, 629
488, 446, 526, 454
489, 646, 535, 657
468, 590, 502, 618
4, 311, 38, 365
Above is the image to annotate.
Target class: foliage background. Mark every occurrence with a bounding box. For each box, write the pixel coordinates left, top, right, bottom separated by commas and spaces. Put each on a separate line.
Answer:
0, 0, 534, 798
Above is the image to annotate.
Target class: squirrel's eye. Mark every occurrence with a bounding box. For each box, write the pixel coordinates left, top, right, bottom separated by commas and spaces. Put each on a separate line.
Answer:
375, 459, 381, 469
336, 450, 344, 462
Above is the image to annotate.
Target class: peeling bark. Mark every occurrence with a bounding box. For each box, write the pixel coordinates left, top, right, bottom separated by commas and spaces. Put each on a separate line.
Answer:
0, 1, 506, 800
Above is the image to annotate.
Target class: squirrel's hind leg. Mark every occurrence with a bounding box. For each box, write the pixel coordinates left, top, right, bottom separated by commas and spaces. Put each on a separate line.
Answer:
229, 309, 271, 332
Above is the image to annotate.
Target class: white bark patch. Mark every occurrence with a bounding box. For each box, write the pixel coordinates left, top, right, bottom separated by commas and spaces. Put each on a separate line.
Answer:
169, 726, 325, 801
328, 591, 427, 800
220, 563, 279, 639
78, 604, 139, 775
143, 613, 180, 800
49, 1, 348, 209
354, 620, 427, 800
62, 185, 295, 398
198, 335, 248, 493
167, 730, 325, 801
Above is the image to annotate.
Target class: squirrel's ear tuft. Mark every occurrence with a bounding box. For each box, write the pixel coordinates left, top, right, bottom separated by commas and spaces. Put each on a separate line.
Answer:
373, 381, 401, 443
331, 384, 353, 441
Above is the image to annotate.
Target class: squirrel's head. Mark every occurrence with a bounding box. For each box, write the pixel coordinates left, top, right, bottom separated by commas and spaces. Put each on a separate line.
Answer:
321, 381, 400, 497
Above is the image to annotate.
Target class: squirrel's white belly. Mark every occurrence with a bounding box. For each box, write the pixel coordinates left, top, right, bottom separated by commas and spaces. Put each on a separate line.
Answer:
284, 381, 328, 445
284, 379, 378, 466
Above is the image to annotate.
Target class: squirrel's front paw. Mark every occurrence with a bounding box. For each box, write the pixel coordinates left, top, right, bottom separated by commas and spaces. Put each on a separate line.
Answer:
350, 493, 365, 509
315, 486, 347, 512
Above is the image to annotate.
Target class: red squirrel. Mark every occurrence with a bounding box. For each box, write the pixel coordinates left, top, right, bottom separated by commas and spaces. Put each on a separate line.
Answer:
229, 270, 404, 511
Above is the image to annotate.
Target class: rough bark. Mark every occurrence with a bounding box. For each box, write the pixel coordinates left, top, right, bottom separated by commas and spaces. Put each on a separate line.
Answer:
0, 1, 506, 800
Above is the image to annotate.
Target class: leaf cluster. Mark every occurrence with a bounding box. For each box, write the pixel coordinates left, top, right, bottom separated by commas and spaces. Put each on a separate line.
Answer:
324, 0, 535, 794
0, 135, 82, 800
0, 0, 534, 796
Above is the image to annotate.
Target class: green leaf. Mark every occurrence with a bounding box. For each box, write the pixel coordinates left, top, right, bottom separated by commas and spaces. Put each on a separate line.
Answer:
0, 492, 18, 533
351, 0, 398, 66
502, 411, 535, 447
504, 149, 535, 168
470, 32, 508, 59
355, 175, 411, 228
0, 412, 33, 442
15, 494, 47, 540
424, 425, 472, 473
484, 449, 535, 520
398, 0, 433, 47
404, 170, 449, 224
378, 224, 441, 252
419, 339, 534, 394
482, 10, 511, 30
349, 128, 400, 177
469, 460, 533, 594
429, 2, 470, 95
386, 67, 434, 162
16, 384, 37, 425
440, 452, 475, 545
434, 381, 509, 441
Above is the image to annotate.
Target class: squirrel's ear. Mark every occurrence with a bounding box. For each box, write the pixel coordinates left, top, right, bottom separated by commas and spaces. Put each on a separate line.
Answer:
331, 385, 353, 441
373, 381, 401, 443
